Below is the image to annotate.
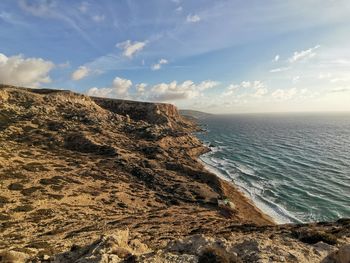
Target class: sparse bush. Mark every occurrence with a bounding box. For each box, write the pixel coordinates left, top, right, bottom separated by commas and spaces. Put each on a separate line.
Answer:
0, 214, 11, 221
8, 183, 24, 191
0, 196, 9, 208
292, 229, 337, 245
20, 186, 44, 196
12, 205, 34, 212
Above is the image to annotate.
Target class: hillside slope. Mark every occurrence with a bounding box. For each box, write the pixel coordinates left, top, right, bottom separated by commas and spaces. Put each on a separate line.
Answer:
0, 85, 349, 262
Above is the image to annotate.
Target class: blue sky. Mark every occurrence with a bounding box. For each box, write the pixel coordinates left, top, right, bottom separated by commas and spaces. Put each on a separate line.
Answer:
1, 0, 350, 113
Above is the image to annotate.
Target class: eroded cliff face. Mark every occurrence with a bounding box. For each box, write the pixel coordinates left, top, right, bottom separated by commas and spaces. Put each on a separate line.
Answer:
0, 85, 349, 263
92, 97, 191, 129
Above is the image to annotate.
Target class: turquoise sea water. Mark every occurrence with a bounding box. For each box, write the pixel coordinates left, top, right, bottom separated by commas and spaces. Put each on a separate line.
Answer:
196, 113, 350, 223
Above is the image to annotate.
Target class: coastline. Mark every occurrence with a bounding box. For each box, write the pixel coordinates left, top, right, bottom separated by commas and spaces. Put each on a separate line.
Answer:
198, 155, 283, 224
1, 86, 350, 262
193, 114, 350, 225
189, 119, 276, 225
196, 152, 276, 226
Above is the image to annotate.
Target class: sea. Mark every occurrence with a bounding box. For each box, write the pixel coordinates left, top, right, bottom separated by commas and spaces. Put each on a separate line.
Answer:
196, 113, 350, 224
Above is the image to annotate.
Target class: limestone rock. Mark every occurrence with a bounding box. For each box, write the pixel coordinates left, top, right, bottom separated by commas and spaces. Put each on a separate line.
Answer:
53, 229, 150, 263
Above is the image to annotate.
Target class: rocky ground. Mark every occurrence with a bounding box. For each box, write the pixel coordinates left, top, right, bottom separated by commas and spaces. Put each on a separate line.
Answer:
0, 85, 349, 263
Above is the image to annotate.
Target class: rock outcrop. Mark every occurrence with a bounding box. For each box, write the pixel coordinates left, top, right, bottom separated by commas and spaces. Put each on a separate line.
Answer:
0, 85, 349, 263
9, 219, 349, 262
92, 97, 192, 129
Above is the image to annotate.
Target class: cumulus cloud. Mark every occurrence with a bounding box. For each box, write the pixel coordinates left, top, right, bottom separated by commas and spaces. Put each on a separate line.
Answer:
197, 80, 219, 91
0, 52, 54, 87
87, 77, 132, 98
288, 45, 320, 63
113, 77, 132, 95
243, 81, 265, 90
223, 84, 238, 96
223, 80, 268, 98
136, 83, 147, 95
116, 40, 147, 58
271, 88, 298, 100
186, 14, 200, 23
86, 87, 113, 98
149, 80, 218, 101
151, 59, 168, 71
87, 78, 218, 101
71, 66, 90, 80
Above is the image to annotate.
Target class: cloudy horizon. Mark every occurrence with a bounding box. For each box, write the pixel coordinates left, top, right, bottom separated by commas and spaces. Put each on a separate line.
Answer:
1, 0, 350, 113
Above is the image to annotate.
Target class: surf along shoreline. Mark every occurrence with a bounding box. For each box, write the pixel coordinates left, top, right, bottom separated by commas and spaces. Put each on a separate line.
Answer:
188, 122, 276, 226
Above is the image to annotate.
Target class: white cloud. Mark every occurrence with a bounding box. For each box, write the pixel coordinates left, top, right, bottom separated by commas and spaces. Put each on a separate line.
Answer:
197, 80, 219, 91
87, 87, 113, 98
113, 77, 132, 95
149, 80, 218, 101
116, 40, 147, 58
186, 14, 201, 23
87, 78, 218, 101
0, 52, 54, 88
136, 83, 147, 95
151, 58, 168, 71
274, 55, 280, 62
242, 81, 265, 90
92, 14, 105, 22
71, 66, 90, 81
272, 88, 298, 100
253, 87, 268, 97
270, 67, 290, 73
223, 84, 238, 96
223, 80, 268, 98
87, 77, 132, 98
288, 45, 321, 63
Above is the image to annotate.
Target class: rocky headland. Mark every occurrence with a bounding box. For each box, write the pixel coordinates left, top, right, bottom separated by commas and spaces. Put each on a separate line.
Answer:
0, 85, 349, 263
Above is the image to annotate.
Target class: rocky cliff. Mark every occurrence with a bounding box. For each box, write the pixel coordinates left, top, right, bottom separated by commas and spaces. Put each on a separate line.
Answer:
0, 85, 349, 263
92, 97, 188, 128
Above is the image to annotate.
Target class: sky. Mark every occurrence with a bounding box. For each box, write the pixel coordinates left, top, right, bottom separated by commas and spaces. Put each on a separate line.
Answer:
1, 0, 350, 113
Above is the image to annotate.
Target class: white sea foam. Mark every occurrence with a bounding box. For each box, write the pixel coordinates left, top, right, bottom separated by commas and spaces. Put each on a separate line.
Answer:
199, 152, 303, 224
196, 114, 350, 223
